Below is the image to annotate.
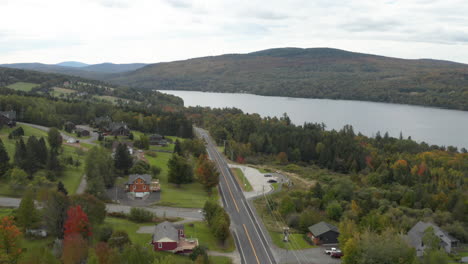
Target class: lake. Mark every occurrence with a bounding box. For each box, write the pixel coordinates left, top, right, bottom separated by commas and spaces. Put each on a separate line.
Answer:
161, 90, 468, 149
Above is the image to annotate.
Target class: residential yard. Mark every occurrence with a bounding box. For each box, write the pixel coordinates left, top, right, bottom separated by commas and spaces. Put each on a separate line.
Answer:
230, 168, 253, 192
145, 152, 218, 208
0, 208, 14, 217
104, 217, 154, 247
209, 256, 232, 264
185, 221, 235, 253
269, 231, 315, 250
6, 82, 38, 92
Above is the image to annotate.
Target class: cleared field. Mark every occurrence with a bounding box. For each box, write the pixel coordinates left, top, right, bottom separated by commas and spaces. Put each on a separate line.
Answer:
51, 87, 76, 97
6, 82, 38, 91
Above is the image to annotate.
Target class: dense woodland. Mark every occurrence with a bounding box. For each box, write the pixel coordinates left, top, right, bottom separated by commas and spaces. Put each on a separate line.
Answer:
107, 48, 468, 111
187, 106, 468, 262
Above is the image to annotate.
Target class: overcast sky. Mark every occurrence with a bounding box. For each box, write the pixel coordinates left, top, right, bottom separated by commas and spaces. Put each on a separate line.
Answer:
1, 0, 468, 64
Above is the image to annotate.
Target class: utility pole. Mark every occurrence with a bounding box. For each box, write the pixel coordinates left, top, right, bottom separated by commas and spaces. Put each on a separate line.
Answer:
283, 227, 290, 242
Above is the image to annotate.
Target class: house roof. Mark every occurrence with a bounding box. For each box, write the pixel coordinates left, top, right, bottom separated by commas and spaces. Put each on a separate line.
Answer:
127, 174, 152, 185
308, 221, 339, 237
75, 128, 89, 133
149, 134, 163, 140
0, 111, 16, 120
152, 221, 184, 242
407, 221, 458, 249
109, 122, 128, 132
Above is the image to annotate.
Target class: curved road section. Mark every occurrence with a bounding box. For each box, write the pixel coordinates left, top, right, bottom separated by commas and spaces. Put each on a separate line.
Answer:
195, 127, 277, 264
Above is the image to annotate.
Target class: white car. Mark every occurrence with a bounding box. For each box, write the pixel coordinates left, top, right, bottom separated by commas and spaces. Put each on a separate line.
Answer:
325, 247, 339, 255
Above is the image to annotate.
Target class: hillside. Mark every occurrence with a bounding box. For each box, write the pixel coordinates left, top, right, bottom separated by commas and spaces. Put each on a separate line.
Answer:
57, 61, 89, 67
108, 48, 468, 111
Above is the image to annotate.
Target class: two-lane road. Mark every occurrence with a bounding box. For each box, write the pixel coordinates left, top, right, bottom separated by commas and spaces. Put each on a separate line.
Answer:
195, 127, 277, 264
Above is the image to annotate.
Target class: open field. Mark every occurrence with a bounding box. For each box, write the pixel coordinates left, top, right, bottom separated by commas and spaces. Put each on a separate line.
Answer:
146, 152, 217, 208
6, 82, 38, 92
51, 87, 76, 97
185, 221, 235, 253
104, 217, 154, 247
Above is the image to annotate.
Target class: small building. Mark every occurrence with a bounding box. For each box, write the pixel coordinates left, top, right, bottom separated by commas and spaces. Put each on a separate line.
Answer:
109, 122, 130, 136
149, 134, 168, 146
407, 221, 459, 257
151, 221, 198, 253
75, 127, 90, 137
64, 121, 76, 133
307, 221, 339, 245
0, 111, 16, 128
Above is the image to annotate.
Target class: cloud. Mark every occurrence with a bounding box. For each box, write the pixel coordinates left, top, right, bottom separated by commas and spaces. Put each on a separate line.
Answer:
342, 18, 401, 32
164, 0, 191, 9
249, 10, 289, 20
99, 0, 129, 8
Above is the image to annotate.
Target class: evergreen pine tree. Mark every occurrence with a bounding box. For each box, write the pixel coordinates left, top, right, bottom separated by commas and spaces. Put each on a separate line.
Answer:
174, 139, 182, 155
14, 138, 27, 169
37, 137, 48, 166
17, 189, 39, 230
57, 181, 68, 196
114, 143, 133, 174
0, 139, 10, 177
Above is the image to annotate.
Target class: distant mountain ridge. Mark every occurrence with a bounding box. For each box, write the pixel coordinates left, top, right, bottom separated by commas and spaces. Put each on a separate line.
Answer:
56, 61, 89, 67
3, 47, 468, 110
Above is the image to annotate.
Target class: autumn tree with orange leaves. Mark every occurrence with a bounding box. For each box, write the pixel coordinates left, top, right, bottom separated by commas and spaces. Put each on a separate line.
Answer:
0, 216, 22, 264
195, 154, 219, 195
64, 205, 92, 239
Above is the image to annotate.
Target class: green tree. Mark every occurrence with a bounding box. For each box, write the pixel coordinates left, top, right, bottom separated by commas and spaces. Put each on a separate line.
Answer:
422, 227, 441, 251
114, 143, 133, 174
86, 147, 114, 198
421, 249, 450, 264
57, 181, 68, 196
43, 191, 70, 239
174, 139, 182, 155
279, 196, 295, 217
326, 201, 343, 221
16, 189, 39, 230
71, 194, 106, 227
108, 230, 131, 251
167, 153, 193, 187
10, 168, 28, 187
311, 182, 323, 199
48, 128, 62, 153
120, 245, 153, 264
14, 139, 27, 169
0, 139, 10, 177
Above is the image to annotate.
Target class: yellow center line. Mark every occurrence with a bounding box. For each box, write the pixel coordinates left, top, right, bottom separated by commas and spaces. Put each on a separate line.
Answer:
243, 224, 261, 264
216, 152, 240, 212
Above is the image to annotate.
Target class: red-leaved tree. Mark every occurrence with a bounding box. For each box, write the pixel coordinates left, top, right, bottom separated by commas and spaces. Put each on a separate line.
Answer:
64, 205, 92, 239
0, 216, 22, 264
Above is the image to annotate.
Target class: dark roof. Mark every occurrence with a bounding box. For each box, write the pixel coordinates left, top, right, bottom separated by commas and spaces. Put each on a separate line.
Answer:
109, 121, 128, 132
407, 221, 458, 249
95, 116, 111, 123
149, 134, 163, 140
75, 128, 88, 133
0, 111, 16, 120
308, 221, 339, 237
152, 221, 183, 242
127, 174, 152, 184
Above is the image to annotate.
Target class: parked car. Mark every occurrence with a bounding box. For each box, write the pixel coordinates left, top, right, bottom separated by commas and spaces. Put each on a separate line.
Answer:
264, 174, 272, 177
331, 250, 343, 258
267, 179, 277, 183
324, 248, 338, 255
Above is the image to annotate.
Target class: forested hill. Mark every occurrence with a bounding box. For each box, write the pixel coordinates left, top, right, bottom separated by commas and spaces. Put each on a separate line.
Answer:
107, 48, 468, 111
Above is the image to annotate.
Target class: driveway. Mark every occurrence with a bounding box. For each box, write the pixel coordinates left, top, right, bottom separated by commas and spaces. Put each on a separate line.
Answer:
276, 246, 341, 264
228, 164, 277, 199
106, 186, 161, 206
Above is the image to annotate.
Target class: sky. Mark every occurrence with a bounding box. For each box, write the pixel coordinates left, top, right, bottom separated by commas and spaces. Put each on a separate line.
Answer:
1, 0, 468, 64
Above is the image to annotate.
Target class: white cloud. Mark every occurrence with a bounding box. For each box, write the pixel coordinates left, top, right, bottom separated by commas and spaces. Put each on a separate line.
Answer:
0, 0, 468, 64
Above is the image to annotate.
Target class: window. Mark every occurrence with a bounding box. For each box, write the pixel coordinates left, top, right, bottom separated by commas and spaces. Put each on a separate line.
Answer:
133, 185, 136, 190
143, 185, 146, 190
158, 242, 162, 249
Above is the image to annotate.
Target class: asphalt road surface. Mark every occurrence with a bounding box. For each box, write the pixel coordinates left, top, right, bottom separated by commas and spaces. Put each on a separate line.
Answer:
195, 127, 277, 264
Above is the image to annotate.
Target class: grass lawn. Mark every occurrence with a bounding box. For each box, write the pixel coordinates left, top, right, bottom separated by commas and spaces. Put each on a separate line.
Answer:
104, 217, 154, 247
269, 231, 315, 250
146, 152, 217, 208
216, 146, 225, 154
51, 87, 76, 97
58, 145, 86, 194
185, 221, 235, 253
7, 82, 38, 92
209, 256, 232, 264
230, 168, 253, 192
80, 142, 95, 150
0, 208, 14, 217
0, 124, 49, 157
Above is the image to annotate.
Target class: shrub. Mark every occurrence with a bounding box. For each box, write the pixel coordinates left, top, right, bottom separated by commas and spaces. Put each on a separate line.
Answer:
96, 226, 114, 242
129, 208, 154, 223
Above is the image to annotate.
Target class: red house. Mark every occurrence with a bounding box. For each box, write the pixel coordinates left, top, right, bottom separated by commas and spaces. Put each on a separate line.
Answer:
125, 174, 160, 198
151, 221, 198, 253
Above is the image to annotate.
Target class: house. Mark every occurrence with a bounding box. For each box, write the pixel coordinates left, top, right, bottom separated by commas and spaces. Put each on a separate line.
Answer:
149, 134, 168, 146
307, 221, 339, 245
0, 111, 16, 128
125, 174, 160, 198
151, 221, 198, 253
109, 122, 130, 136
75, 128, 90, 137
407, 221, 459, 257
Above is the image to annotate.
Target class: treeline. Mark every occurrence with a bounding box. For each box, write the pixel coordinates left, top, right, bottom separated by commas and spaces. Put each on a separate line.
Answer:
0, 94, 193, 138
188, 107, 468, 243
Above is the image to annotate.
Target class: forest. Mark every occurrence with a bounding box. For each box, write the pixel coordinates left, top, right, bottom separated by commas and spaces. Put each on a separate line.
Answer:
187, 106, 468, 263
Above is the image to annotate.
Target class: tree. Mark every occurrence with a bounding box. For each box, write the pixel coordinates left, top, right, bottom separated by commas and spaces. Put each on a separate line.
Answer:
61, 233, 88, 264
44, 191, 69, 239
63, 205, 92, 239
276, 152, 288, 164
47, 149, 61, 176
212, 210, 230, 245
279, 196, 295, 217
0, 139, 10, 177
0, 216, 22, 264
167, 154, 193, 187
14, 139, 27, 169
9, 168, 28, 188
311, 182, 323, 199
48, 128, 62, 153
129, 160, 151, 175
195, 155, 219, 195
16, 189, 39, 230
70, 194, 106, 227
174, 139, 182, 155
57, 181, 68, 196
120, 245, 154, 264
421, 249, 450, 264
114, 143, 133, 173
86, 147, 114, 198
422, 227, 441, 251
108, 230, 131, 251
326, 201, 343, 221
19, 247, 60, 264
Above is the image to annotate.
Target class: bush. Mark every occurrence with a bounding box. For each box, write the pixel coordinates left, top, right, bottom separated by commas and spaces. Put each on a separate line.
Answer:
129, 208, 154, 223
145, 151, 157, 157
96, 226, 114, 242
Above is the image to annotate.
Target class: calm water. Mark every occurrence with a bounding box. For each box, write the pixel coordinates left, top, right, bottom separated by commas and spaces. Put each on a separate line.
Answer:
161, 90, 468, 149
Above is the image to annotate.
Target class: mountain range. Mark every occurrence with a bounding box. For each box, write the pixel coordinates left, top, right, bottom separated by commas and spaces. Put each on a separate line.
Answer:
2, 48, 468, 110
